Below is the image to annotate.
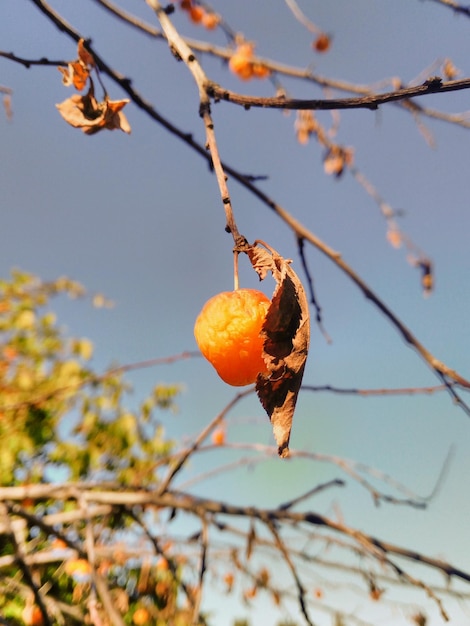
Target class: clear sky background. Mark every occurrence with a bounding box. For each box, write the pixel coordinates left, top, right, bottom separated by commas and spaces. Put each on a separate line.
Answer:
1, 1, 470, 624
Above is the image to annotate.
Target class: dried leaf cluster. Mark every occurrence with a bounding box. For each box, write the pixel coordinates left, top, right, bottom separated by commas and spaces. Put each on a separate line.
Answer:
56, 39, 130, 135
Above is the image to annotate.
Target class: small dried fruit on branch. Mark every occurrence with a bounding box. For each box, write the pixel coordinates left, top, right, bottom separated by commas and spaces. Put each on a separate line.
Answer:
189, 5, 205, 23
179, 0, 220, 29
211, 427, 226, 445
323, 145, 354, 177
313, 33, 331, 53
386, 227, 402, 249
229, 43, 270, 81
194, 289, 270, 386
295, 110, 320, 145
202, 12, 221, 30
419, 259, 434, 296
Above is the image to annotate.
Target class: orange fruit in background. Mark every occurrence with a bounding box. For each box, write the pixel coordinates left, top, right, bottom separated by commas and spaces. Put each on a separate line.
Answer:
313, 33, 331, 53
22, 605, 44, 626
211, 428, 225, 445
194, 289, 270, 386
133, 608, 150, 625
189, 5, 204, 23
229, 43, 255, 81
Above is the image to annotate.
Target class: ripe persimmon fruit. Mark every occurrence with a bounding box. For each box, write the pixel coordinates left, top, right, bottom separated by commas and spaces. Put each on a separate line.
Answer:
194, 289, 270, 386
211, 428, 226, 445
133, 608, 150, 625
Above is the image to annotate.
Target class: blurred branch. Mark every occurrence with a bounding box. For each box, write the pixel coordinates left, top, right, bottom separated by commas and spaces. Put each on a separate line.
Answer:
2, 484, 469, 583
0, 487, 462, 580
267, 519, 315, 626
0, 504, 52, 626
423, 0, 470, 17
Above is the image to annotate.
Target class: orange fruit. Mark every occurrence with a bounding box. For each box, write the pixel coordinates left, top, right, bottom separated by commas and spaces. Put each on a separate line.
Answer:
194, 289, 270, 386
211, 428, 225, 445
22, 605, 44, 626
229, 44, 255, 81
133, 608, 150, 625
202, 12, 220, 30
313, 33, 331, 53
189, 5, 205, 23
156, 556, 169, 571
252, 63, 270, 79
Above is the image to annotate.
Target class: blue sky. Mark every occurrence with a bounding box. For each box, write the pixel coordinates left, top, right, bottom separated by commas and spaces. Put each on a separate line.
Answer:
1, 1, 470, 624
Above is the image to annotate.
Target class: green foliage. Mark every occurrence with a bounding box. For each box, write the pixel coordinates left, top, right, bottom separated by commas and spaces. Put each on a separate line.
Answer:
0, 270, 176, 487
0, 271, 189, 624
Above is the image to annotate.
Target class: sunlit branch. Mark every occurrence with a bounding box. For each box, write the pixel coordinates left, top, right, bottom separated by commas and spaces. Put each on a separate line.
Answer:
91, 0, 470, 131
2, 484, 469, 584
146, 0, 245, 245
208, 76, 470, 111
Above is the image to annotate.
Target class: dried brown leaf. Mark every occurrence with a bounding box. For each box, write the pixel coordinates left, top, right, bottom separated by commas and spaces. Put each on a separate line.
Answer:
3, 94, 12, 121
246, 522, 256, 561
58, 61, 90, 91
56, 89, 131, 135
77, 38, 95, 68
245, 241, 310, 457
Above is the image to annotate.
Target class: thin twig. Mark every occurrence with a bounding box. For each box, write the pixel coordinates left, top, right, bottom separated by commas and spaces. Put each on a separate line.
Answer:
278, 479, 345, 510
267, 519, 316, 626
297, 236, 331, 343
155, 388, 252, 496
192, 515, 209, 624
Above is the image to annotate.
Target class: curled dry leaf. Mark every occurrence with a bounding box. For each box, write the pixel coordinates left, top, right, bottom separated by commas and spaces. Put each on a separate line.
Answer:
57, 39, 94, 91
241, 240, 310, 457
56, 88, 131, 135
58, 61, 90, 91
77, 38, 95, 68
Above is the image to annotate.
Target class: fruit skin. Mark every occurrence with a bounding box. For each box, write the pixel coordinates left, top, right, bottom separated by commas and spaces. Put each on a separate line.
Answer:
211, 428, 225, 445
133, 607, 150, 625
194, 289, 270, 386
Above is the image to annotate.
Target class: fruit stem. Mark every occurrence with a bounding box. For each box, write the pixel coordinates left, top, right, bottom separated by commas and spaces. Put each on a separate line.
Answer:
233, 250, 240, 290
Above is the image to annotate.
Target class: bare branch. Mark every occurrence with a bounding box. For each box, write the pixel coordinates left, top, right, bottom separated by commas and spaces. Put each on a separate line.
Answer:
423, 0, 470, 17
267, 519, 316, 626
